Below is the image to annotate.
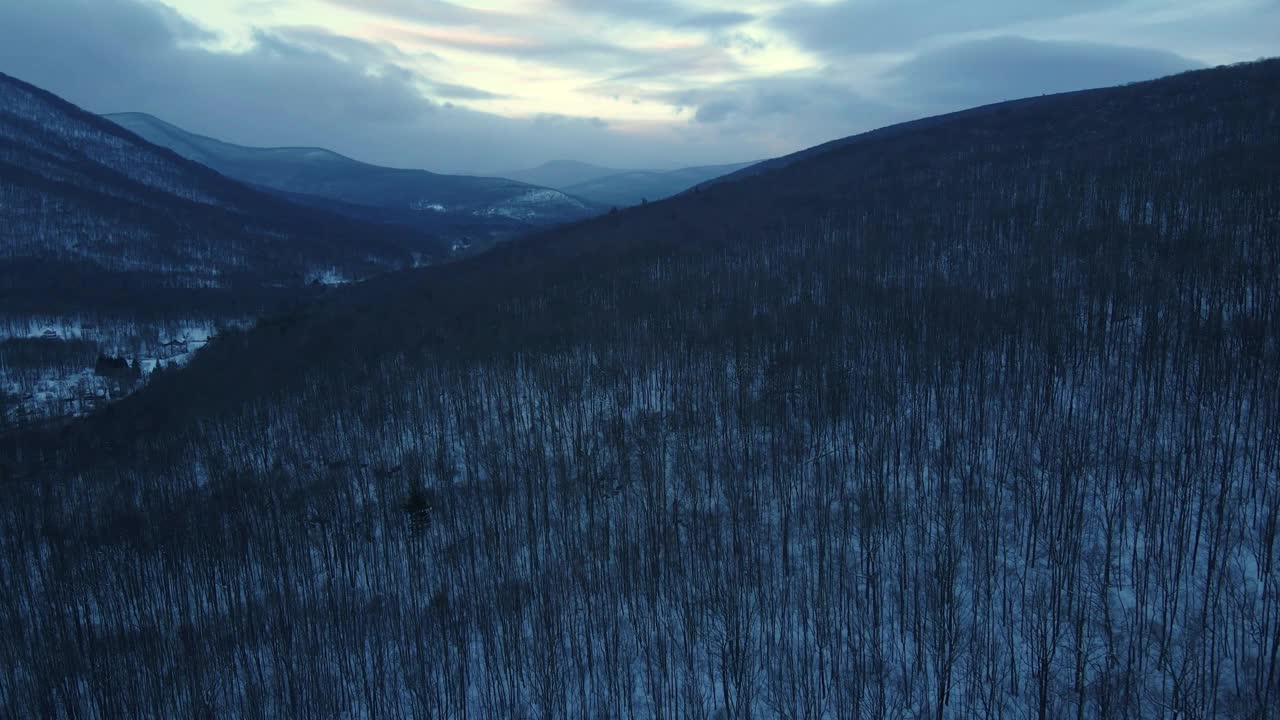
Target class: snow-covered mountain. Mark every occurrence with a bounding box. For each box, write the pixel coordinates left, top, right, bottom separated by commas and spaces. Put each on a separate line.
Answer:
7, 59, 1280, 720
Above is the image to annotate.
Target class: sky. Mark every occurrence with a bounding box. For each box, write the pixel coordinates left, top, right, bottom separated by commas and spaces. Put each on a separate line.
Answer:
0, 0, 1275, 174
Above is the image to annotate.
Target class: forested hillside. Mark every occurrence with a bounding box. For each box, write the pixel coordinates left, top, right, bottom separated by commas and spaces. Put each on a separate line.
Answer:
3, 60, 1278, 718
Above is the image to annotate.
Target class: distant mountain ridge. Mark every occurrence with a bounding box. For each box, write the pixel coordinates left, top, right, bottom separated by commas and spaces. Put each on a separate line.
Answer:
503, 160, 622, 189
506, 158, 756, 207
105, 113, 602, 238
0, 73, 435, 292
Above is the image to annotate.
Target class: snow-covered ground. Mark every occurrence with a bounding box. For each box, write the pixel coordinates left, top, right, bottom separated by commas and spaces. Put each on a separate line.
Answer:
308, 268, 352, 286
0, 317, 231, 426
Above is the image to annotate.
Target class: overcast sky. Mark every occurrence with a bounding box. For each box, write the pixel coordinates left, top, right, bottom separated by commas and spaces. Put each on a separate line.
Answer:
1, 0, 1275, 174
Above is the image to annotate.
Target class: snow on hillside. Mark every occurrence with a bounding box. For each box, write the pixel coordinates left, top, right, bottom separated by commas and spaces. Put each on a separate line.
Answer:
0, 316, 237, 426
474, 188, 591, 220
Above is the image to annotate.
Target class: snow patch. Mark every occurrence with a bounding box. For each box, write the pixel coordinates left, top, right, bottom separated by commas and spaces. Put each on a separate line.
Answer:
309, 268, 350, 286
411, 200, 448, 213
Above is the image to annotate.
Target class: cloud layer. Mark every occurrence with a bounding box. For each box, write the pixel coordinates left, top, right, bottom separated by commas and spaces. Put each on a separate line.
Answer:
0, 0, 1266, 173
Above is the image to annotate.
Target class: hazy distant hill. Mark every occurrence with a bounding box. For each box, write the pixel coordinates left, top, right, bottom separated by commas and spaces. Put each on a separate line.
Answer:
507, 158, 755, 207
106, 112, 602, 237
502, 159, 623, 188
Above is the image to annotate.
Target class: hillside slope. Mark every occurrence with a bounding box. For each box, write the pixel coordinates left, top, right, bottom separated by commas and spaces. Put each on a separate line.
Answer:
6, 60, 1280, 719
106, 112, 602, 235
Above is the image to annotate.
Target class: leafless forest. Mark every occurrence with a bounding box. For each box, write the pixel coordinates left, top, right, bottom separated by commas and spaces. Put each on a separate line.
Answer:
2, 61, 1278, 718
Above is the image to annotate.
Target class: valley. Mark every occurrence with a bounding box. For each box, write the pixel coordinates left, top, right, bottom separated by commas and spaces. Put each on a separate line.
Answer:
106, 112, 605, 237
